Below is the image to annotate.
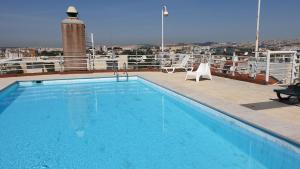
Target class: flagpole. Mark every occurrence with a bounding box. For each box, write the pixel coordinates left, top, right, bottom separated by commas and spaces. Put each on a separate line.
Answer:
254, 0, 261, 78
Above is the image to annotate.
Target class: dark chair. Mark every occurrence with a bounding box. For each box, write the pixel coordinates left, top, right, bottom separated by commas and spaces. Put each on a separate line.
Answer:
274, 83, 300, 103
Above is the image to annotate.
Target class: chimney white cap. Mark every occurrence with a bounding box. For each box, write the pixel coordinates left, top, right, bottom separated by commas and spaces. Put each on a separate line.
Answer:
67, 6, 78, 14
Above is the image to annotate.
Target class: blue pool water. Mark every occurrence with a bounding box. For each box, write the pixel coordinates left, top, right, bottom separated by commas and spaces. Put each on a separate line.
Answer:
0, 77, 299, 169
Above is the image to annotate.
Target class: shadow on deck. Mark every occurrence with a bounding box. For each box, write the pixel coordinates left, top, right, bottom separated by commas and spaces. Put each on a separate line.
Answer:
241, 99, 300, 111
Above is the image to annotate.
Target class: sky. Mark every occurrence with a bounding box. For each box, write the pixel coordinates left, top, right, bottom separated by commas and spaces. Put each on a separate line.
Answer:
0, 0, 299, 47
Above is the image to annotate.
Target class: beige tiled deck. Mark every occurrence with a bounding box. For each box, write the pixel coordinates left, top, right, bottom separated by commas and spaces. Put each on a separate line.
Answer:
1, 72, 300, 144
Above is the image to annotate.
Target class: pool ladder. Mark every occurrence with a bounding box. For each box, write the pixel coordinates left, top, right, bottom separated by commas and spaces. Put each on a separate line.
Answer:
114, 62, 128, 82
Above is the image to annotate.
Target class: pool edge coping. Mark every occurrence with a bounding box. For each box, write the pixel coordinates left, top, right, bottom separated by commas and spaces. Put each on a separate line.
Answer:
0, 75, 124, 92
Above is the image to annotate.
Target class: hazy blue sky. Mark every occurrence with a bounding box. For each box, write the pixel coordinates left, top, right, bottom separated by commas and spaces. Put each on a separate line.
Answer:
0, 0, 299, 47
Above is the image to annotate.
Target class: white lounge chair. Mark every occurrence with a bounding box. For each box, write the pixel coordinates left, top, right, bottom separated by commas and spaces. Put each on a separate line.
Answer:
161, 55, 190, 73
185, 63, 212, 82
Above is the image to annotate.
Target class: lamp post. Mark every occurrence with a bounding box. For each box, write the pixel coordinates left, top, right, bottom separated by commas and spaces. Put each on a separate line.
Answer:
161, 5, 169, 53
254, 0, 261, 78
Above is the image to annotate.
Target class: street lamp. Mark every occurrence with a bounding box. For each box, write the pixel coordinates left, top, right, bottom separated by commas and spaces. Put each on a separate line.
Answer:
161, 5, 169, 53
254, 0, 261, 78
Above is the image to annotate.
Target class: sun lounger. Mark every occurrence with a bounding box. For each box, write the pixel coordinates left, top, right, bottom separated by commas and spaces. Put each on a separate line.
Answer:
161, 55, 190, 73
274, 83, 300, 102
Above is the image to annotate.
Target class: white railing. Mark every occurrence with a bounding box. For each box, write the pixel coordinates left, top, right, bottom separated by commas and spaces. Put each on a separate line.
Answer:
192, 51, 299, 84
0, 58, 62, 74
193, 54, 251, 75
265, 51, 298, 84
0, 54, 177, 74
1, 52, 299, 84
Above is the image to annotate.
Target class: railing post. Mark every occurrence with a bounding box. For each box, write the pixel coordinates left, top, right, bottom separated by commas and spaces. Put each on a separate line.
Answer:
298, 56, 300, 80
93, 54, 95, 71
291, 52, 297, 84
0, 64, 2, 75
232, 52, 236, 76
136, 54, 139, 71
113, 61, 116, 75
60, 54, 64, 72
208, 53, 212, 65
88, 54, 91, 71
192, 52, 194, 64
266, 50, 271, 83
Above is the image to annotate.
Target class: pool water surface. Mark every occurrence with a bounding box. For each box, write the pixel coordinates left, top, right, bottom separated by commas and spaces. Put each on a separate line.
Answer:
0, 77, 299, 169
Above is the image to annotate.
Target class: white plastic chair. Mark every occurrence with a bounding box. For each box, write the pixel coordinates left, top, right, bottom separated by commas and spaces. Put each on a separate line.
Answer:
185, 63, 212, 82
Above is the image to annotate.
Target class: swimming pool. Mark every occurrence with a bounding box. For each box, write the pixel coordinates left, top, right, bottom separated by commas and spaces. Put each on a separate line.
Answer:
0, 76, 299, 169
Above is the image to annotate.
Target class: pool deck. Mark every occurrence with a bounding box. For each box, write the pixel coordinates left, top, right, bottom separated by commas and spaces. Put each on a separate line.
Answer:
1, 72, 300, 145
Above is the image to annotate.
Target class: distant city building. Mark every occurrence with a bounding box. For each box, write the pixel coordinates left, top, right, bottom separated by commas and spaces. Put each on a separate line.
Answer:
3, 48, 37, 59
26, 48, 37, 58
61, 6, 87, 71
193, 46, 210, 54
101, 45, 107, 52
37, 48, 63, 53
112, 47, 123, 55
119, 45, 140, 51
165, 44, 210, 54
5, 48, 21, 59
0, 49, 4, 58
280, 46, 300, 51
166, 44, 184, 53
